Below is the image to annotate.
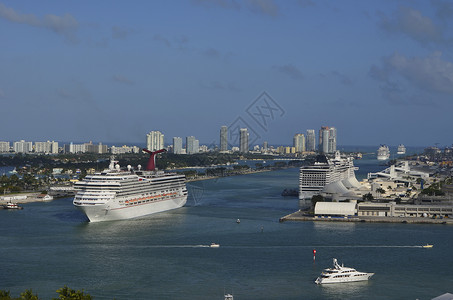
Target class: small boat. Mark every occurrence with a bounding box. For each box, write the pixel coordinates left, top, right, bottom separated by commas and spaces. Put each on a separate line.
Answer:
3, 202, 23, 210
37, 194, 53, 201
224, 293, 233, 300
236, 219, 240, 224
315, 258, 374, 284
210, 243, 220, 248
422, 244, 433, 248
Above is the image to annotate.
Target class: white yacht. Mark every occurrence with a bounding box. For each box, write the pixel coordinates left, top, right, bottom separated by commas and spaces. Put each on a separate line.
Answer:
73, 150, 187, 222
315, 258, 374, 284
397, 144, 406, 155
377, 145, 390, 160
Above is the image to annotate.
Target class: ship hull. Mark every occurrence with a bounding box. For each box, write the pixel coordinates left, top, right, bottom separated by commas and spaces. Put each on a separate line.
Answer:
76, 195, 187, 222
315, 273, 374, 284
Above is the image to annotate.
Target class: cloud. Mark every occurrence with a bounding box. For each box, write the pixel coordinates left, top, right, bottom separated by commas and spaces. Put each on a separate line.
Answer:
370, 52, 453, 104
246, 0, 279, 17
431, 0, 453, 21
153, 34, 171, 47
272, 64, 304, 80
175, 35, 189, 49
331, 71, 353, 85
378, 6, 445, 45
112, 26, 135, 40
0, 3, 79, 43
203, 48, 221, 59
112, 75, 134, 85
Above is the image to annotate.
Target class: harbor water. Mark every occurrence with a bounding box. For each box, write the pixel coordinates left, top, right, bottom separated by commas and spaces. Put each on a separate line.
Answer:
1, 153, 452, 299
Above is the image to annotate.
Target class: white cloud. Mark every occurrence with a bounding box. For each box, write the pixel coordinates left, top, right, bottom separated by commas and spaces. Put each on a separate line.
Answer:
387, 52, 453, 94
272, 64, 304, 80
370, 52, 453, 104
112, 75, 134, 85
153, 34, 171, 47
0, 3, 79, 43
378, 6, 445, 45
112, 26, 135, 40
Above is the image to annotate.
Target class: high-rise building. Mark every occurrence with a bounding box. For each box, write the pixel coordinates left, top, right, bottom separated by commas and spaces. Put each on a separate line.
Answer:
186, 136, 199, 154
328, 127, 337, 153
0, 141, 10, 153
293, 134, 306, 153
35, 141, 58, 154
146, 131, 164, 151
306, 129, 316, 152
220, 125, 228, 152
263, 141, 268, 151
173, 137, 183, 154
319, 126, 328, 153
13, 140, 32, 153
319, 126, 337, 154
239, 128, 249, 153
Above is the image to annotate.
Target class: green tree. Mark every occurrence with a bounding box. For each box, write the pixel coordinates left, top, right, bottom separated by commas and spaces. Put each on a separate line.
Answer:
362, 193, 374, 201
376, 187, 386, 195
52, 286, 92, 300
19, 289, 40, 300
311, 194, 324, 207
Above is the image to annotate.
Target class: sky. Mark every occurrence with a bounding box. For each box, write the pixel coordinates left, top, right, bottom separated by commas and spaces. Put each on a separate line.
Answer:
1, 0, 453, 148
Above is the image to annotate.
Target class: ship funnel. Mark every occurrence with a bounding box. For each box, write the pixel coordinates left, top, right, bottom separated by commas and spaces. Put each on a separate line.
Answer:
142, 148, 167, 171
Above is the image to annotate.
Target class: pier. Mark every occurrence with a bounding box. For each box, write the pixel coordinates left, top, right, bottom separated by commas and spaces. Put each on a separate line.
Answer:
279, 210, 453, 224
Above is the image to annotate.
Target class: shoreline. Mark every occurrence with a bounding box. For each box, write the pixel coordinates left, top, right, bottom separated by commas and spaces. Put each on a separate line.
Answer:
186, 168, 273, 182
280, 210, 453, 225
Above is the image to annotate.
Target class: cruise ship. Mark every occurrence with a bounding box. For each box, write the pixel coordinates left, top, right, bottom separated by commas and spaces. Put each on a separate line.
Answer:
73, 149, 187, 222
397, 144, 406, 155
377, 145, 390, 160
299, 151, 360, 203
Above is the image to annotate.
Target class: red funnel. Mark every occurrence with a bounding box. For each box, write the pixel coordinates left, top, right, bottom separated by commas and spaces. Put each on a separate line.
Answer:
142, 148, 166, 171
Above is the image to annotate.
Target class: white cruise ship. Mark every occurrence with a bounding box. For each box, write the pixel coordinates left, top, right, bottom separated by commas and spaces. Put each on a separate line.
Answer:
377, 145, 390, 160
299, 151, 360, 202
315, 258, 374, 284
73, 150, 187, 222
397, 144, 406, 155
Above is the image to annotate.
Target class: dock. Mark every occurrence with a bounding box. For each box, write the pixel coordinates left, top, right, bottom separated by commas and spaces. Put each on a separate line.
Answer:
279, 210, 453, 224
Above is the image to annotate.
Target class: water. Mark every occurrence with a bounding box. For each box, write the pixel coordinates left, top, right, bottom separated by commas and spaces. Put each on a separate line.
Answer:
1, 160, 452, 299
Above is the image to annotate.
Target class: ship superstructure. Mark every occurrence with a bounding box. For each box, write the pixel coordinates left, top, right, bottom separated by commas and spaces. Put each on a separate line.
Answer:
299, 151, 359, 201
73, 150, 187, 222
397, 144, 406, 155
377, 145, 390, 160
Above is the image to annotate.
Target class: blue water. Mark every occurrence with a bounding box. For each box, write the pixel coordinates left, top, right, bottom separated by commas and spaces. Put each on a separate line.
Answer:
1, 159, 452, 299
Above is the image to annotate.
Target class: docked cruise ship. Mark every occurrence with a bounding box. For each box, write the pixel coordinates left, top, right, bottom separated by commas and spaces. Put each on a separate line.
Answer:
299, 151, 360, 203
73, 150, 187, 222
397, 144, 406, 155
377, 145, 390, 160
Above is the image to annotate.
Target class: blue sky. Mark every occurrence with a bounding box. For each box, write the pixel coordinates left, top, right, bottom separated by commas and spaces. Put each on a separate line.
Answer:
1, 0, 452, 147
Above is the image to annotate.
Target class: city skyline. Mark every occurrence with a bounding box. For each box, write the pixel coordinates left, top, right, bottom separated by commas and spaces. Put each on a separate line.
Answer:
1, 1, 453, 147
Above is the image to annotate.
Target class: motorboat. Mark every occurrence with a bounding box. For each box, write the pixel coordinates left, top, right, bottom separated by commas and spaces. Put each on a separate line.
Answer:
3, 202, 23, 210
315, 258, 374, 284
210, 243, 220, 248
422, 244, 433, 248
